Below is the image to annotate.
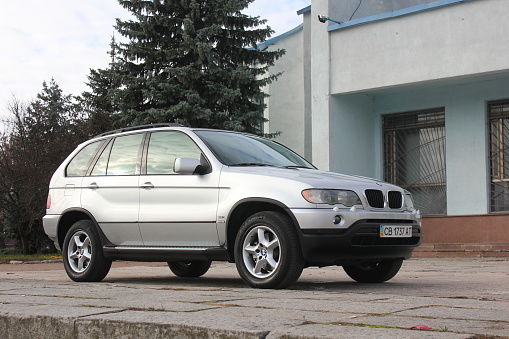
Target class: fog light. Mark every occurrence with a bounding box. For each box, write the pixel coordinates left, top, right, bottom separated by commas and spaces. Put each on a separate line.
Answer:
333, 215, 342, 225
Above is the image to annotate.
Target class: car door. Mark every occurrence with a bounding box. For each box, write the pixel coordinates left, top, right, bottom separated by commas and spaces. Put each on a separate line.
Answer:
138, 131, 220, 247
81, 133, 144, 246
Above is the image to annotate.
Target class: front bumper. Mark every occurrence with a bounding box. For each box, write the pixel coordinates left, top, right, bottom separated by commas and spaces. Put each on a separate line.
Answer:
290, 208, 421, 266
291, 207, 420, 230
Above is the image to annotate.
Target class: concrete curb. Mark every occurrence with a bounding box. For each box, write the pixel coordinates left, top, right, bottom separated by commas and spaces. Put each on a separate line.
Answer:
0, 312, 270, 339
0, 306, 473, 339
8, 259, 63, 265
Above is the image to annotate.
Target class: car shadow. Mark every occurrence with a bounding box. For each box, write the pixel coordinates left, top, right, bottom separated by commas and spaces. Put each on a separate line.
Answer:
100, 274, 442, 294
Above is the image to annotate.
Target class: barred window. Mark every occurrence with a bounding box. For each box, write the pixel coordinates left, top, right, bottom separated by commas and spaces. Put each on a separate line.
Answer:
489, 100, 509, 212
383, 108, 446, 215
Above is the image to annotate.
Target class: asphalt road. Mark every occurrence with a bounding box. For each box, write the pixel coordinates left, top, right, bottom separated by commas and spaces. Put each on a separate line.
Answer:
1, 258, 508, 338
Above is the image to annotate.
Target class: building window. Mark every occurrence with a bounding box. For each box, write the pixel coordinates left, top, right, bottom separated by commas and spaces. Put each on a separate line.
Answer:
489, 100, 509, 212
383, 108, 446, 215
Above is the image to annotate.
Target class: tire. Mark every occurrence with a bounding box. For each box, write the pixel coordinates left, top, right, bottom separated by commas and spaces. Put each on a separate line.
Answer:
167, 261, 212, 277
62, 220, 112, 282
343, 259, 403, 283
235, 211, 304, 289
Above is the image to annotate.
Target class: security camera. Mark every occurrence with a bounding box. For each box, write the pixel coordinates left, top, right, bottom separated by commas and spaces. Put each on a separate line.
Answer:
317, 15, 342, 25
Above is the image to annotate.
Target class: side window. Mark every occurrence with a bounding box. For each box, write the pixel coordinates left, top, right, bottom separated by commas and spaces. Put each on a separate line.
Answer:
66, 141, 102, 177
146, 132, 203, 175
104, 134, 144, 176
90, 140, 113, 176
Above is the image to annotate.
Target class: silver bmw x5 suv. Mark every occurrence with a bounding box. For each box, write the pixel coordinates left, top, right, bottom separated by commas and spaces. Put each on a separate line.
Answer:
43, 124, 421, 289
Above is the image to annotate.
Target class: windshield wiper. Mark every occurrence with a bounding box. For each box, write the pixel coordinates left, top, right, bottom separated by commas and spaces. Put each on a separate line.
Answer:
284, 165, 313, 169
230, 163, 277, 167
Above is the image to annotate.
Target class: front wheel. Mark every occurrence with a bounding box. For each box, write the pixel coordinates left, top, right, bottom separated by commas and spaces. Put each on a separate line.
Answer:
62, 220, 112, 282
167, 261, 211, 277
235, 211, 304, 289
343, 259, 403, 283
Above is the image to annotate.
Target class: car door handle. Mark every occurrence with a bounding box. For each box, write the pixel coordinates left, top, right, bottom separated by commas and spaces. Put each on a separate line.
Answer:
140, 182, 154, 189
87, 182, 99, 189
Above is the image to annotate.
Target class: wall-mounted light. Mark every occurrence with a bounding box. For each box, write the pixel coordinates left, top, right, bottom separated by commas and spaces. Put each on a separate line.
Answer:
317, 15, 342, 24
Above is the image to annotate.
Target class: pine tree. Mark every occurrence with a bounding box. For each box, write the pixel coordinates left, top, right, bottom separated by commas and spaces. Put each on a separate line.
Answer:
84, 0, 283, 135
81, 35, 120, 134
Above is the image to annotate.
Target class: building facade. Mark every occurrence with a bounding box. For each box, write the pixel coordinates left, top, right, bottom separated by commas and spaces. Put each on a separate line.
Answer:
262, 0, 509, 256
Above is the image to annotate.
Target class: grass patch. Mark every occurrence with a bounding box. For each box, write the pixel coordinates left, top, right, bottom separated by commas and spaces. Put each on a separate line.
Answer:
0, 253, 62, 264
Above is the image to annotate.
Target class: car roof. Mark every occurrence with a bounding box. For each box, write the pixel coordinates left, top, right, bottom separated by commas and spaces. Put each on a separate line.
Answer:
94, 123, 185, 138
93, 124, 261, 141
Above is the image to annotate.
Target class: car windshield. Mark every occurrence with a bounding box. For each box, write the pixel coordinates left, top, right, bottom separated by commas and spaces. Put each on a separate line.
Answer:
195, 130, 315, 169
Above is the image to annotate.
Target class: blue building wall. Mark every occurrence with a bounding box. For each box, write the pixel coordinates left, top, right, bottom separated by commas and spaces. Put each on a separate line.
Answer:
331, 77, 509, 216
329, 93, 375, 178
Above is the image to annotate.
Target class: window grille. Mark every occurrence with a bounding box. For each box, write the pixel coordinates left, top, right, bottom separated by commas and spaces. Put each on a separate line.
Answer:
489, 100, 509, 212
383, 108, 446, 215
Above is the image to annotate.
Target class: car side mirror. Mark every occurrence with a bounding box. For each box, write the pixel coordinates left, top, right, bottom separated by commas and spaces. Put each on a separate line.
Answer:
174, 157, 210, 175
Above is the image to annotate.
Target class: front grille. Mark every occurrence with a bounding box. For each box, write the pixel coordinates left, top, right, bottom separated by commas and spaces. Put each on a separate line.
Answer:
365, 189, 384, 208
365, 190, 403, 209
388, 191, 403, 209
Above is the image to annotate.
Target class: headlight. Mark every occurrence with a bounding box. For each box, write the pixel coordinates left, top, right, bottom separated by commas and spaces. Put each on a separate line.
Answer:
404, 193, 415, 211
302, 189, 361, 207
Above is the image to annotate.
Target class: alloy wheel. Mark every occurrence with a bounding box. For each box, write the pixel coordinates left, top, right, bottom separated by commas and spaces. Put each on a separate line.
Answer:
242, 225, 281, 279
67, 230, 92, 273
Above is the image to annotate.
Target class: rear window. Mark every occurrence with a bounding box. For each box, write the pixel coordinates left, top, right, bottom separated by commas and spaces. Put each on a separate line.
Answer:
66, 141, 102, 177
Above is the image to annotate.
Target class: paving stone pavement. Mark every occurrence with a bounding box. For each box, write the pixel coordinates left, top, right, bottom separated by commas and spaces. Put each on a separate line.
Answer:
0, 258, 508, 338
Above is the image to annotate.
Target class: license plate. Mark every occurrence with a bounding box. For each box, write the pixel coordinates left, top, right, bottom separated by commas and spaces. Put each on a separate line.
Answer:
380, 225, 413, 238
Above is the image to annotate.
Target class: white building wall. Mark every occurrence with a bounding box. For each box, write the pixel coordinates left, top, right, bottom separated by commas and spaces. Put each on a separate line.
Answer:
310, 1, 332, 170
329, 0, 509, 95
264, 28, 307, 157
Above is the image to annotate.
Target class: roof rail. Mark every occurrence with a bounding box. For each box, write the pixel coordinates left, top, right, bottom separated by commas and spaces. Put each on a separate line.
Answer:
94, 123, 185, 138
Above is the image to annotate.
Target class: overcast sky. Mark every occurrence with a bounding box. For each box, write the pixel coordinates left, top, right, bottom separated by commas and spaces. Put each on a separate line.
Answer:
0, 0, 309, 119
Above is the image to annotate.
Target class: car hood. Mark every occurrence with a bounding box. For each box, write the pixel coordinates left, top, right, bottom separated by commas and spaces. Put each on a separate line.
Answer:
224, 166, 402, 191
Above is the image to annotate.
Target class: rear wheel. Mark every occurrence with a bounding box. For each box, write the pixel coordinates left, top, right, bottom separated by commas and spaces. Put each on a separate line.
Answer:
235, 211, 304, 289
167, 261, 211, 277
343, 259, 403, 283
62, 220, 112, 282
